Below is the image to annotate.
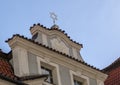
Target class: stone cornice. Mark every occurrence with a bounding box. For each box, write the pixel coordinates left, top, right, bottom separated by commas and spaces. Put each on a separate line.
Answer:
6, 34, 105, 76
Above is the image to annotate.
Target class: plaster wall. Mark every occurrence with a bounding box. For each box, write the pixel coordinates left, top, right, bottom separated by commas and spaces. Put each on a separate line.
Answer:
0, 79, 15, 85
89, 78, 97, 85
59, 65, 72, 85
50, 37, 70, 55
72, 47, 78, 59
34, 33, 43, 44
28, 52, 39, 75
12, 46, 29, 77
42, 33, 48, 46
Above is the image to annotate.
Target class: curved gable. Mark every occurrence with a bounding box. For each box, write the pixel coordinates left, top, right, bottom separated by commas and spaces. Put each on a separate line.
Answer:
30, 23, 83, 61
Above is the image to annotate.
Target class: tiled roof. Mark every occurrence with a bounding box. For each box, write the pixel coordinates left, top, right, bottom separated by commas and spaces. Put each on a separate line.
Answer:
30, 23, 83, 48
0, 50, 16, 80
103, 57, 120, 85
103, 57, 120, 73
0, 50, 47, 84
0, 59, 15, 79
0, 50, 28, 84
0, 50, 11, 60
6, 34, 103, 73
104, 67, 120, 85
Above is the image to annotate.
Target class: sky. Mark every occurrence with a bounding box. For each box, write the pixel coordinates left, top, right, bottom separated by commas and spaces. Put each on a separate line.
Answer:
0, 0, 120, 69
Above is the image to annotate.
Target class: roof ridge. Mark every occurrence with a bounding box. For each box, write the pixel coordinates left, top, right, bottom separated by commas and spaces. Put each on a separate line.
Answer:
6, 34, 102, 73
102, 57, 120, 72
111, 57, 120, 64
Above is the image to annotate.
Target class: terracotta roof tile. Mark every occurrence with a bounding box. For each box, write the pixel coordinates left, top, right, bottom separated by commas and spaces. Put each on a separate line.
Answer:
6, 34, 103, 73
103, 57, 120, 73
0, 50, 48, 84
104, 65, 120, 85
0, 51, 28, 84
0, 52, 16, 80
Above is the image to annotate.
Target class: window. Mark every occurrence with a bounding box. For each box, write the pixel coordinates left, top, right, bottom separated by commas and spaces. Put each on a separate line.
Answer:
70, 70, 89, 85
39, 58, 60, 85
74, 80, 82, 85
41, 66, 53, 83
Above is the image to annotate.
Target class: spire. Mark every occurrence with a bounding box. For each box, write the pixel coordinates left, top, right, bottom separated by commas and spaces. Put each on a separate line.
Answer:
50, 12, 59, 29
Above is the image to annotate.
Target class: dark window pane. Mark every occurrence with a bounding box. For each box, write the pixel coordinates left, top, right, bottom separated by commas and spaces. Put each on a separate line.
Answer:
41, 66, 53, 83
74, 80, 82, 85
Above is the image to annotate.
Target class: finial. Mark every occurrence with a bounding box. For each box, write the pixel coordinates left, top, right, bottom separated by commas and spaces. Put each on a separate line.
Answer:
50, 12, 58, 25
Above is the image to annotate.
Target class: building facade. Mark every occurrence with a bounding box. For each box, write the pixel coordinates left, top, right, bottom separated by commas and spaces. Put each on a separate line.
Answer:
0, 23, 107, 85
103, 57, 120, 85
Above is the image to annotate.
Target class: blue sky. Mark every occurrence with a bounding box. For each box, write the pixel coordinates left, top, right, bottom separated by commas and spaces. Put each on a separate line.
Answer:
0, 0, 120, 69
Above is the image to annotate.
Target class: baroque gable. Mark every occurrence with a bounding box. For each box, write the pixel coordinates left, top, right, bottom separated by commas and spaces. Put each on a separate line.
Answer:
30, 23, 83, 61
4, 23, 107, 85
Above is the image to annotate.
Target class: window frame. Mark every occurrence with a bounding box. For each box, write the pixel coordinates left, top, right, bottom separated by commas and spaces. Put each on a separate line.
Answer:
70, 70, 90, 85
74, 79, 83, 85
41, 66, 53, 83
36, 57, 61, 85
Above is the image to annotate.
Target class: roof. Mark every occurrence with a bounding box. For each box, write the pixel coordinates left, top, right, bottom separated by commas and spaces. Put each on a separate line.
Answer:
30, 23, 83, 48
0, 50, 28, 85
0, 50, 48, 84
6, 34, 103, 73
103, 57, 120, 73
0, 50, 11, 60
0, 50, 16, 79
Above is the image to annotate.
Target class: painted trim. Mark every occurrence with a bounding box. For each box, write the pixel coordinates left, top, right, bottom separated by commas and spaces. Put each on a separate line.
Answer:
47, 36, 52, 48
36, 56, 62, 85
97, 79, 104, 85
42, 33, 48, 46
70, 70, 90, 85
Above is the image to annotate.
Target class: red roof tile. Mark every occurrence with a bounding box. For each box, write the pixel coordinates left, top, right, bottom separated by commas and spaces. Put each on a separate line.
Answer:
103, 57, 120, 73
0, 51, 16, 80
103, 57, 120, 85
0, 50, 48, 84
104, 66, 120, 85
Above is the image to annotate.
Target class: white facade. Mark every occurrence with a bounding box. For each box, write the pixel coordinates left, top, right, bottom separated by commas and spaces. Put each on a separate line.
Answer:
7, 24, 107, 85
